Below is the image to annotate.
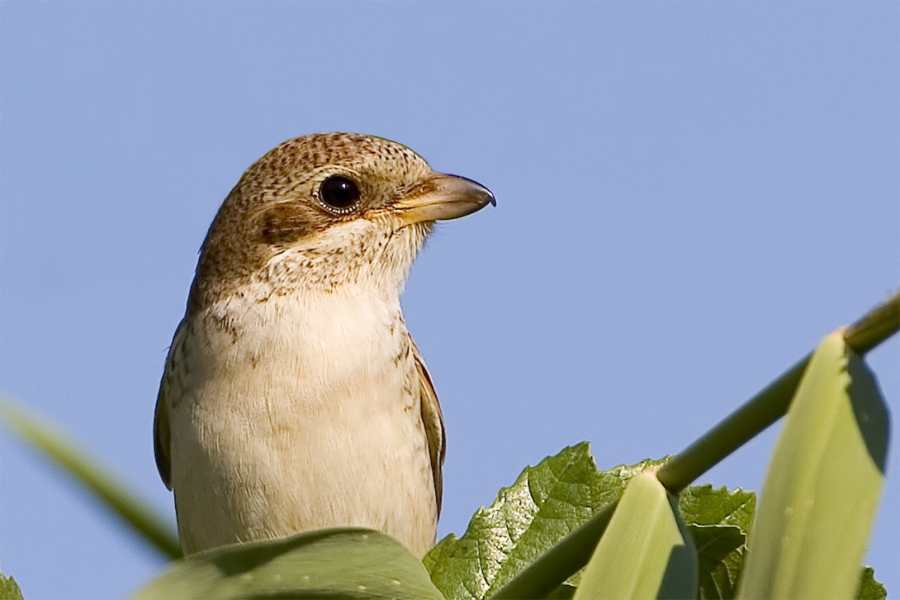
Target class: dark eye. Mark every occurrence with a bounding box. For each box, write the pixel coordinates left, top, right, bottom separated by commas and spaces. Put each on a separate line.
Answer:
319, 175, 361, 212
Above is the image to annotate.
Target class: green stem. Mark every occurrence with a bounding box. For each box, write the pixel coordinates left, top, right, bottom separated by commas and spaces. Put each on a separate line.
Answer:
489, 290, 898, 599
0, 397, 182, 560
844, 290, 900, 354
657, 290, 899, 493
656, 357, 809, 494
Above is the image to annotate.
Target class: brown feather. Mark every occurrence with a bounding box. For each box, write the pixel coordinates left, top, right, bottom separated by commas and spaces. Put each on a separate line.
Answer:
154, 320, 190, 491
153, 389, 172, 490
408, 334, 446, 515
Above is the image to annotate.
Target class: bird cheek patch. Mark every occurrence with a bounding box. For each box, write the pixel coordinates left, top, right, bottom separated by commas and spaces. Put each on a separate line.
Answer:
258, 204, 318, 247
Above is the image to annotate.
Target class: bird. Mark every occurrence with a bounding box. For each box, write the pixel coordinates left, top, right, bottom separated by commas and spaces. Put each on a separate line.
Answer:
153, 132, 494, 559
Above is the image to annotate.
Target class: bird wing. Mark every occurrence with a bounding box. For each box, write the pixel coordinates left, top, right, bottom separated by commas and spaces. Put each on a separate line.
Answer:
154, 320, 188, 491
153, 385, 172, 490
409, 334, 446, 515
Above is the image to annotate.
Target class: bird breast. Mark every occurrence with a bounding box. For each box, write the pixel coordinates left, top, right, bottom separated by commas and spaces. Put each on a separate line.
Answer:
167, 284, 437, 556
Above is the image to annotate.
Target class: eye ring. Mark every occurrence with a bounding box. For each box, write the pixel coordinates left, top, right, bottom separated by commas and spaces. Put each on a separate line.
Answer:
318, 175, 362, 213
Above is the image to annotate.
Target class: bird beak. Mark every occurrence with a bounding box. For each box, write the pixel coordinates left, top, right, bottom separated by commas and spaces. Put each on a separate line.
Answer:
395, 173, 495, 224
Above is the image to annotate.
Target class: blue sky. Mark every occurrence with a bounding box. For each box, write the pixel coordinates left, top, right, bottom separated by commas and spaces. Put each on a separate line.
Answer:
1, 3, 897, 598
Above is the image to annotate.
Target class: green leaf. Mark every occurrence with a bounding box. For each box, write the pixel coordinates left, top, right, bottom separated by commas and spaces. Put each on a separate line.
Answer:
856, 566, 886, 600
0, 395, 181, 560
737, 332, 890, 600
543, 583, 576, 599
678, 485, 756, 532
573, 470, 697, 599
424, 443, 664, 600
0, 573, 24, 600
686, 525, 745, 600
678, 485, 756, 599
133, 528, 443, 600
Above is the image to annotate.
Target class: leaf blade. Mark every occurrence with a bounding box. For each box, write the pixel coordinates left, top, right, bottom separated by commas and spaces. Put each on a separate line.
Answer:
0, 573, 25, 600
737, 332, 890, 599
133, 528, 444, 600
0, 395, 181, 560
425, 444, 665, 600
574, 470, 697, 600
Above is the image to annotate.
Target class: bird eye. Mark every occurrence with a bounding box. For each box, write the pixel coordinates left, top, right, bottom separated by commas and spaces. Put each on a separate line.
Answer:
319, 175, 361, 212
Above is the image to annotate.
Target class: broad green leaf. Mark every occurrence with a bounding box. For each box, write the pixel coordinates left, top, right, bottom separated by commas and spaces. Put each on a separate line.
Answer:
133, 528, 443, 600
424, 443, 664, 600
574, 470, 697, 600
678, 485, 755, 532
737, 332, 890, 600
0, 573, 24, 600
0, 395, 180, 559
543, 583, 576, 599
686, 525, 745, 600
523, 485, 761, 600
856, 566, 886, 600
679, 485, 756, 599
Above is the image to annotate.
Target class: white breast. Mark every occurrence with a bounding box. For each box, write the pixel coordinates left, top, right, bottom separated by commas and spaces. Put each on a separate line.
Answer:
166, 283, 438, 557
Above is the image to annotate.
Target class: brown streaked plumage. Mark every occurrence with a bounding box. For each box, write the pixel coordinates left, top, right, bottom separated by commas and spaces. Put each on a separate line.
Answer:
154, 132, 492, 558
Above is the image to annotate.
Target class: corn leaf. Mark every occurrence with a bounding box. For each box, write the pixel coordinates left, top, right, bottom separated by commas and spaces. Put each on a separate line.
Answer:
737, 332, 889, 599
574, 470, 697, 599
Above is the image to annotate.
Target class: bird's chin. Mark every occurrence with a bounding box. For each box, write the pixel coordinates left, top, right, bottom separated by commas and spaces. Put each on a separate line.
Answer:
260, 219, 429, 294
398, 220, 434, 236
388, 220, 432, 262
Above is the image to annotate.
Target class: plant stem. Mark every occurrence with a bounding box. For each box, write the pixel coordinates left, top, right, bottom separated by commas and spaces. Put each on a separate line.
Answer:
489, 290, 898, 599
845, 290, 900, 355
657, 290, 898, 493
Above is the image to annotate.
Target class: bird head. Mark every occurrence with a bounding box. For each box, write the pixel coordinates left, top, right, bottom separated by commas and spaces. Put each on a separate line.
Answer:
187, 133, 494, 312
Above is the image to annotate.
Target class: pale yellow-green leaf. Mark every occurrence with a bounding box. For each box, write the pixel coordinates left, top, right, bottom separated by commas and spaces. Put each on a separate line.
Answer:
0, 395, 180, 559
737, 332, 889, 600
574, 470, 697, 600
